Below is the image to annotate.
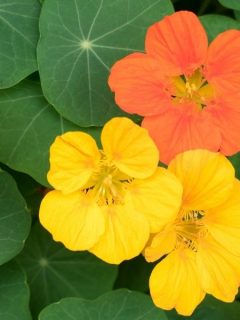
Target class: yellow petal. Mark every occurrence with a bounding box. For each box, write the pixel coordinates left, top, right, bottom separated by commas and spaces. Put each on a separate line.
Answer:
150, 249, 204, 316
197, 235, 240, 302
89, 200, 149, 264
39, 190, 105, 250
144, 227, 176, 262
128, 167, 182, 232
168, 150, 234, 209
48, 132, 101, 193
101, 117, 159, 179
204, 179, 240, 256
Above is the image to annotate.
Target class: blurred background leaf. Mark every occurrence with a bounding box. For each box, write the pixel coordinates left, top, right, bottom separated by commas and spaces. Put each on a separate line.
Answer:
0, 261, 32, 320
17, 223, 118, 319
0, 169, 31, 264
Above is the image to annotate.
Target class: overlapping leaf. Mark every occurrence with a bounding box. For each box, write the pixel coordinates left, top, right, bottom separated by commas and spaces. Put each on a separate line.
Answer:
0, 261, 32, 320
17, 223, 118, 319
0, 0, 40, 88
37, 0, 174, 126
39, 289, 167, 320
0, 80, 100, 186
0, 169, 31, 264
200, 14, 240, 42
218, 0, 240, 11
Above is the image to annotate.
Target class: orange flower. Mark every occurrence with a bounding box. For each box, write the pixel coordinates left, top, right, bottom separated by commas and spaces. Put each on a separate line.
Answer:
109, 11, 240, 163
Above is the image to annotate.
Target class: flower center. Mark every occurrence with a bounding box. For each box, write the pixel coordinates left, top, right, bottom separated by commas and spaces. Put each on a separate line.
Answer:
170, 69, 214, 109
83, 152, 130, 206
175, 209, 208, 251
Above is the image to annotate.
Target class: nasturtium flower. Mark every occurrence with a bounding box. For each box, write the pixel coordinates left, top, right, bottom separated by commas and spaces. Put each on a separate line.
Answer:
109, 11, 240, 163
144, 149, 240, 316
39, 117, 182, 264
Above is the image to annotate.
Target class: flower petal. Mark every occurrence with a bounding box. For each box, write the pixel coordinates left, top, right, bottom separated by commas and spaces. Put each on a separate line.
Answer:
144, 227, 177, 262
150, 249, 205, 316
205, 30, 240, 95
204, 179, 240, 256
48, 132, 101, 193
142, 106, 221, 164
197, 236, 240, 302
39, 190, 105, 250
101, 117, 159, 179
168, 150, 235, 209
205, 100, 240, 155
146, 11, 208, 76
89, 200, 149, 264
108, 53, 170, 116
127, 167, 182, 232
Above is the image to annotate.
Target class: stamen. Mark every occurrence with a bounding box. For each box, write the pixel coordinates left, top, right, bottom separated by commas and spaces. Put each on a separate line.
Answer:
171, 69, 214, 108
81, 150, 132, 208
175, 209, 207, 251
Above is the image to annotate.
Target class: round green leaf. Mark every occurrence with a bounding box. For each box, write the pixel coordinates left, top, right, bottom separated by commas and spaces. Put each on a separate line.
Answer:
39, 289, 167, 320
17, 223, 118, 319
0, 80, 100, 186
0, 261, 31, 320
37, 0, 174, 126
0, 169, 31, 264
0, 0, 40, 88
200, 14, 240, 42
218, 0, 240, 10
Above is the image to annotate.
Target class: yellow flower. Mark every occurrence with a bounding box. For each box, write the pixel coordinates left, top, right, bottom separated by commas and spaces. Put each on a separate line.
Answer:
145, 150, 240, 316
39, 117, 182, 264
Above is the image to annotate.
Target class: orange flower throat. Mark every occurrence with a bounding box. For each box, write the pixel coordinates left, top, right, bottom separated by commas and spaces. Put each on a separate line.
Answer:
170, 69, 214, 109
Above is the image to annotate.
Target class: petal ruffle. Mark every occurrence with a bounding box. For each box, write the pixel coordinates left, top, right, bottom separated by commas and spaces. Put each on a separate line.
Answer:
39, 190, 105, 250
144, 227, 176, 262
102, 117, 159, 179
146, 11, 208, 76
89, 199, 149, 264
142, 105, 221, 164
168, 150, 235, 209
205, 30, 240, 95
149, 249, 205, 316
197, 236, 240, 302
204, 179, 240, 256
127, 167, 182, 232
205, 100, 240, 155
48, 132, 101, 193
108, 52, 170, 116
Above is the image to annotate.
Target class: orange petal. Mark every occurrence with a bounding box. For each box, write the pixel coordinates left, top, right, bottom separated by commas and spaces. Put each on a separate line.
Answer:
108, 52, 170, 116
205, 100, 240, 155
146, 11, 208, 76
142, 106, 221, 164
205, 30, 240, 95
